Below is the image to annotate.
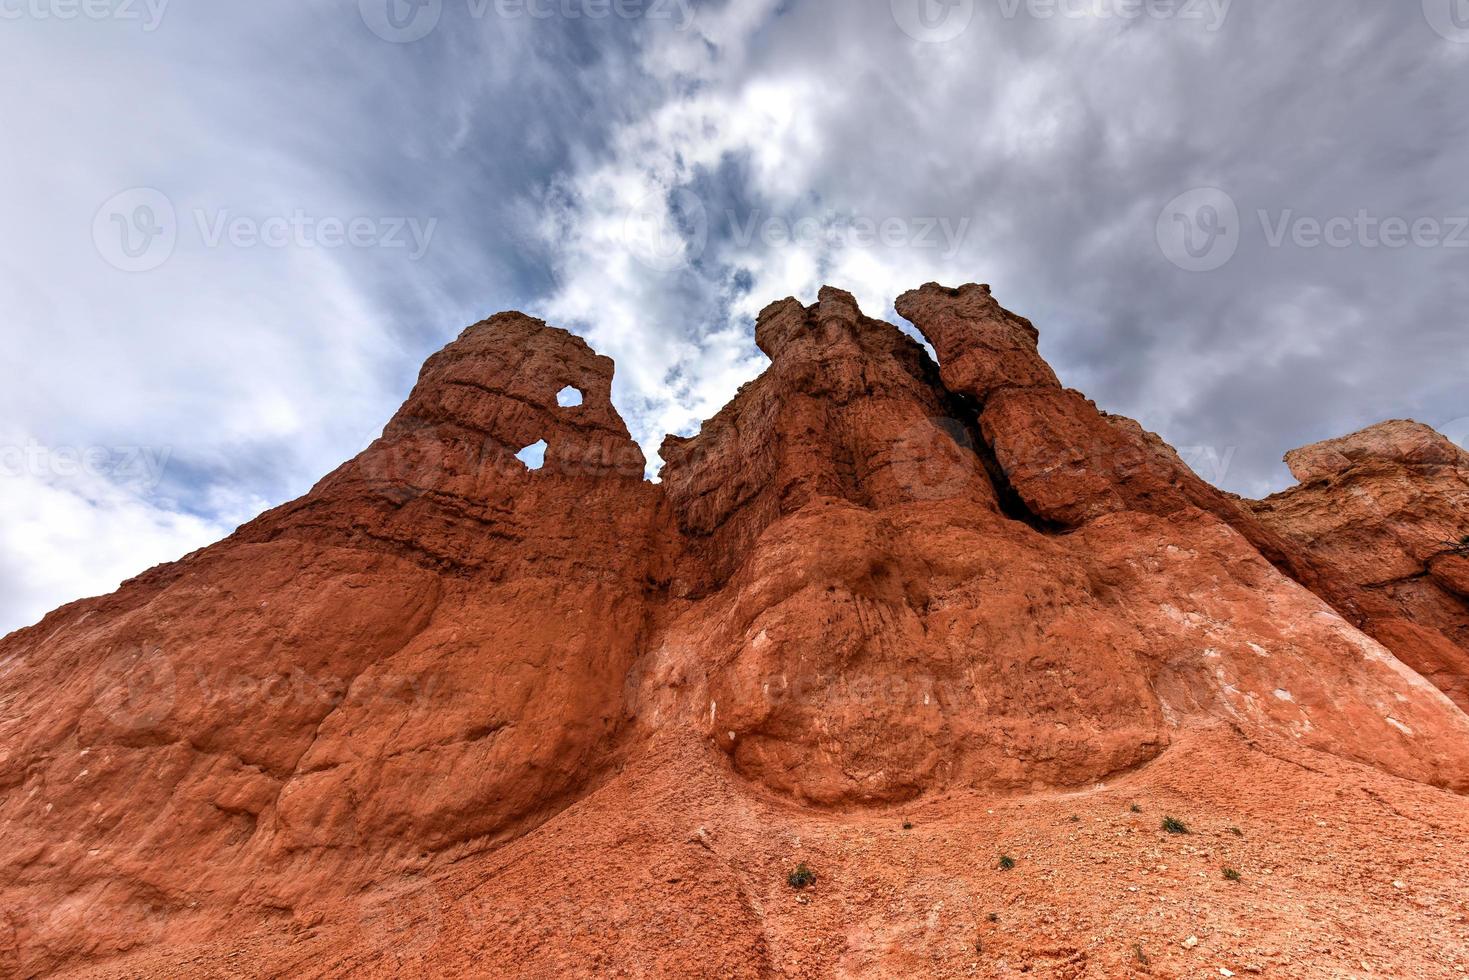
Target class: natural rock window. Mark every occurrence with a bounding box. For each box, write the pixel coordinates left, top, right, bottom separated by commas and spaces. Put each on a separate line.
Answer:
516, 440, 548, 470
557, 386, 584, 408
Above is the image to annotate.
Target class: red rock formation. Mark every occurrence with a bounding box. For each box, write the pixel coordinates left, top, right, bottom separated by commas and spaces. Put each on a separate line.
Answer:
2, 286, 1467, 978
0, 314, 668, 972
1252, 419, 1469, 710
893, 284, 1324, 574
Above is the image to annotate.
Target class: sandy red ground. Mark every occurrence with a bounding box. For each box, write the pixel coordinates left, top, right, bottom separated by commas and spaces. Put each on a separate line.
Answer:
56, 728, 1469, 979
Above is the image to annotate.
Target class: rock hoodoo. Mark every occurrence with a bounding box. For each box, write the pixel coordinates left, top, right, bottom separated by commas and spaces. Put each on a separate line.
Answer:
3, 284, 1467, 978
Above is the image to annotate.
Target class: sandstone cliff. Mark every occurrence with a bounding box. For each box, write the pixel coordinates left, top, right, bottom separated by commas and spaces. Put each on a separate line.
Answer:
1252, 419, 1469, 710
2, 285, 1467, 978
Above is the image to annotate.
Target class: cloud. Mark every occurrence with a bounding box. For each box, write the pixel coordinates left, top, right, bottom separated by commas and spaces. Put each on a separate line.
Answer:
3, 1, 1466, 631
0, 3, 631, 633
535, 1, 1469, 495
0, 435, 256, 632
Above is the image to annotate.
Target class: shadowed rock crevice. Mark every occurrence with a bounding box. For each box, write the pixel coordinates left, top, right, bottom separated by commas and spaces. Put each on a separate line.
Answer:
938, 387, 1067, 534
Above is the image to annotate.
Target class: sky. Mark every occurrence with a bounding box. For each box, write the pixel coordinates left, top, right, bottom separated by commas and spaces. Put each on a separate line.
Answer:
1, 0, 1467, 635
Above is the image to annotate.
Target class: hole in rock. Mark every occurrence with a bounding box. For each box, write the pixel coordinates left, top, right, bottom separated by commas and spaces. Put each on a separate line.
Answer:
516, 440, 547, 470
557, 386, 584, 407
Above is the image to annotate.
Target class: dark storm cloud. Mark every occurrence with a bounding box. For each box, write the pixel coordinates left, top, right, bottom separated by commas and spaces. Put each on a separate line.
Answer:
534, 0, 1467, 498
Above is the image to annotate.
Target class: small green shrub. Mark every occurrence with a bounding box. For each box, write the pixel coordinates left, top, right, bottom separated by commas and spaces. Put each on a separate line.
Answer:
1228, 826, 1244, 837
1222, 867, 1242, 881
1130, 804, 1142, 814
1161, 816, 1189, 835
787, 863, 816, 890
997, 854, 1016, 870
902, 821, 913, 830
987, 912, 999, 923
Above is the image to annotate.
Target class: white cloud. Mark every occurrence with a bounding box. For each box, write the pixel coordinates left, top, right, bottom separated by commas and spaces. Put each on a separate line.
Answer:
0, 452, 252, 635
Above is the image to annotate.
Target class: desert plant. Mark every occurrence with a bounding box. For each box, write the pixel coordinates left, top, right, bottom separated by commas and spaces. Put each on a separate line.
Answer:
1161, 816, 1189, 835
1228, 826, 1244, 837
787, 863, 816, 890
997, 854, 1016, 870
902, 821, 913, 830
1222, 867, 1242, 881
1437, 535, 1469, 556
987, 912, 999, 923
1130, 804, 1142, 814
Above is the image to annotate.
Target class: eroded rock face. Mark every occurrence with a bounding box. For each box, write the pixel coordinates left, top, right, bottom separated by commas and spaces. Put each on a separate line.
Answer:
1253, 420, 1469, 710
894, 283, 1327, 581
2, 286, 1467, 976
0, 314, 667, 971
